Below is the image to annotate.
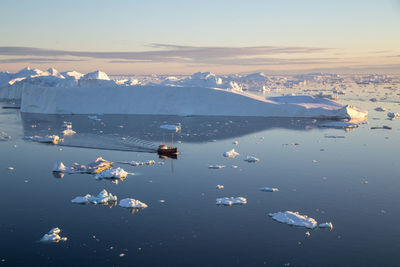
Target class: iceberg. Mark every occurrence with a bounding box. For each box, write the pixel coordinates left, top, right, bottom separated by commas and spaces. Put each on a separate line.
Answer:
71, 189, 117, 204
52, 157, 112, 174
119, 198, 148, 209
25, 135, 60, 144
259, 187, 279, 192
318, 222, 333, 230
216, 197, 247, 206
208, 165, 225, 169
94, 167, 128, 180
269, 211, 318, 229
40, 227, 67, 242
244, 156, 259, 163
223, 149, 240, 158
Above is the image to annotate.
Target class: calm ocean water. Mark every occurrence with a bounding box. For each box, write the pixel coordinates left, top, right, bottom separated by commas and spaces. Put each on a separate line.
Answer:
0, 99, 399, 267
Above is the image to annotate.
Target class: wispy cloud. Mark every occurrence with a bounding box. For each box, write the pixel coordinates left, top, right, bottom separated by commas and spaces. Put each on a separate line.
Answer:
0, 44, 332, 66
0, 57, 85, 64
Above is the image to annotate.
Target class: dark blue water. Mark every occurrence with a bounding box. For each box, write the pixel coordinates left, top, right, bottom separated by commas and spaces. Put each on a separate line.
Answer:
1, 100, 399, 267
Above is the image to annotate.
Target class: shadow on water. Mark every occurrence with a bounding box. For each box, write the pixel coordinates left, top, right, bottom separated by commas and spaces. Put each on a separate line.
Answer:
20, 113, 324, 152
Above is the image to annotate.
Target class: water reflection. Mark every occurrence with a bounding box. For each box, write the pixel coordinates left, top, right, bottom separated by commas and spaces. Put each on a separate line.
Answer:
21, 113, 331, 152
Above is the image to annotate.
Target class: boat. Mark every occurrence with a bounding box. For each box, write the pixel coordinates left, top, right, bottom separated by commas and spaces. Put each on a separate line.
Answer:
157, 144, 178, 157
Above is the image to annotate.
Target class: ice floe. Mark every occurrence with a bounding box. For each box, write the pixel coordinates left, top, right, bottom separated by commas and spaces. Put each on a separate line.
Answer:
40, 227, 67, 243
52, 157, 112, 174
260, 187, 279, 192
119, 198, 148, 209
160, 124, 181, 132
25, 135, 61, 144
216, 185, 224, 189
216, 197, 247, 206
208, 165, 225, 169
269, 211, 318, 229
223, 149, 240, 158
244, 156, 259, 163
94, 167, 128, 180
318, 222, 333, 230
71, 189, 117, 204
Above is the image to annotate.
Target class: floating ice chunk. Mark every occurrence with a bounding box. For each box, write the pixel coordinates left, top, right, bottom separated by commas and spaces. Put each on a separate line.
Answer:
62, 129, 76, 136
223, 149, 240, 158
319, 121, 359, 129
318, 222, 333, 230
0, 132, 11, 141
53, 157, 113, 174
269, 211, 318, 229
119, 198, 148, 209
53, 162, 67, 172
88, 115, 101, 121
72, 189, 117, 204
160, 124, 181, 132
387, 112, 399, 120
94, 167, 128, 180
216, 197, 247, 206
25, 135, 61, 144
208, 165, 225, 169
374, 107, 386, 112
216, 185, 224, 189
40, 227, 67, 243
244, 156, 259, 163
233, 141, 239, 145
260, 187, 279, 192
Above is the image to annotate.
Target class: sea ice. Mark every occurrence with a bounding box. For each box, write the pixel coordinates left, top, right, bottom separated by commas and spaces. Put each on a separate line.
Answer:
71, 189, 117, 204
223, 149, 240, 158
208, 165, 225, 169
25, 135, 61, 144
269, 211, 318, 229
52, 157, 112, 174
94, 167, 128, 180
244, 156, 259, 163
160, 124, 181, 132
318, 222, 333, 230
119, 198, 148, 209
260, 187, 279, 192
216, 197, 247, 206
40, 227, 67, 242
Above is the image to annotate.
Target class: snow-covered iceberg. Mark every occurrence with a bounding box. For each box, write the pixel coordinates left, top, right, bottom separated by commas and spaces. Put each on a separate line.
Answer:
269, 211, 318, 229
71, 189, 117, 204
40, 227, 67, 242
52, 157, 112, 174
94, 167, 128, 180
223, 149, 240, 158
119, 198, 148, 209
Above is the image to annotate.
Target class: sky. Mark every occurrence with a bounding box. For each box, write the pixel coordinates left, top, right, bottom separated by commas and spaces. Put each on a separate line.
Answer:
0, 0, 399, 74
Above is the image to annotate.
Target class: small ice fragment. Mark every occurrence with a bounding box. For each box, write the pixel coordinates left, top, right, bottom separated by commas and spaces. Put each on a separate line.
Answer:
26, 135, 61, 144
318, 222, 333, 230
223, 149, 240, 158
94, 167, 128, 180
208, 165, 225, 169
313, 160, 318, 163
374, 107, 386, 112
216, 197, 247, 206
119, 198, 148, 209
233, 141, 239, 145
387, 112, 399, 120
244, 156, 259, 163
119, 253, 125, 257
62, 129, 76, 136
269, 211, 318, 229
40, 227, 67, 243
305, 231, 311, 237
117, 160, 155, 166
7, 167, 14, 171
88, 115, 101, 121
53, 162, 67, 172
259, 187, 278, 192
216, 185, 224, 189
160, 124, 181, 132
231, 165, 238, 168
159, 200, 165, 203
